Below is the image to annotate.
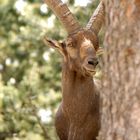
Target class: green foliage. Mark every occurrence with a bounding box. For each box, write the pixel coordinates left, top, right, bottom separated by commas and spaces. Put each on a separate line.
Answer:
0, 0, 100, 139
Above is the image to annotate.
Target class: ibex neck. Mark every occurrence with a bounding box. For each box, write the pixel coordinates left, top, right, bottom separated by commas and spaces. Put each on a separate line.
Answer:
62, 63, 95, 97
61, 63, 99, 124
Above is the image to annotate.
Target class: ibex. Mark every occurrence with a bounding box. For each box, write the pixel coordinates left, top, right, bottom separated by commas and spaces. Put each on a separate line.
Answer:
44, 0, 105, 139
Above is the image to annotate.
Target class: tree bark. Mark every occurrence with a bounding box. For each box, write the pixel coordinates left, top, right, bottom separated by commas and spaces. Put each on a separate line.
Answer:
99, 0, 140, 140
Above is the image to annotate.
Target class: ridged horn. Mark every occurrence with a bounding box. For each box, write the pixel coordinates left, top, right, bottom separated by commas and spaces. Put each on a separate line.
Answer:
86, 1, 105, 35
44, 0, 81, 34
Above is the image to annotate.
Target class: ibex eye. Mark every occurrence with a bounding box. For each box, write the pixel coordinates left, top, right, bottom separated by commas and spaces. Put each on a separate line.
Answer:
67, 42, 73, 48
66, 39, 73, 47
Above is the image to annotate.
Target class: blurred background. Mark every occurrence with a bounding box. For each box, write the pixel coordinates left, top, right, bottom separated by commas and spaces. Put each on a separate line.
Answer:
0, 0, 102, 139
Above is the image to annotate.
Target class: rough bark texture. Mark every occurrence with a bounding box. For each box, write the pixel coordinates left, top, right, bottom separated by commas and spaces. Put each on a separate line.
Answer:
99, 0, 140, 140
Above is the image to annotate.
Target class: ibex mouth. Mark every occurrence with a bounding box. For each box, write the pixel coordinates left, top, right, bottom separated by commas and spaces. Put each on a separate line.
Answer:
87, 69, 96, 75
83, 66, 96, 76
82, 61, 97, 75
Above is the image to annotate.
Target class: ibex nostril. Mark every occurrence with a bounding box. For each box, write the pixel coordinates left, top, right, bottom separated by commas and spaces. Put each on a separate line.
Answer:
88, 61, 94, 65
88, 58, 98, 66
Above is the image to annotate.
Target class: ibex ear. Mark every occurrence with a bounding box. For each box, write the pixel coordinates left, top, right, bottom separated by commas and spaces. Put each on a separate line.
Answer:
43, 37, 66, 56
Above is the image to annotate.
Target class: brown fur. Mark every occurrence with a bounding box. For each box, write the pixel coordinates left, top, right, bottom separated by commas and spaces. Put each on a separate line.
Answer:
44, 29, 100, 140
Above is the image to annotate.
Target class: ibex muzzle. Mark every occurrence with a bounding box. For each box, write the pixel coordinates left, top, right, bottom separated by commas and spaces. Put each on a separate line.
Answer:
43, 0, 105, 139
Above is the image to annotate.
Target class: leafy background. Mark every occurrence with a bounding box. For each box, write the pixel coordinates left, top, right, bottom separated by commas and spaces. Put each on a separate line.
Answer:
0, 0, 101, 139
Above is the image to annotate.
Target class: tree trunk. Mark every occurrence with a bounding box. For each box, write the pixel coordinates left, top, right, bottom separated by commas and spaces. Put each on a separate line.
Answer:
99, 0, 140, 140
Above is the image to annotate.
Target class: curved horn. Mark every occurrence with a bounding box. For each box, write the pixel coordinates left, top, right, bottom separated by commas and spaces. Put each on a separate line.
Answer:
86, 1, 105, 35
44, 0, 81, 34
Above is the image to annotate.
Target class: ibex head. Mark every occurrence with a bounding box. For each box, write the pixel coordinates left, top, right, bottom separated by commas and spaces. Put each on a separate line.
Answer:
44, 0, 105, 77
